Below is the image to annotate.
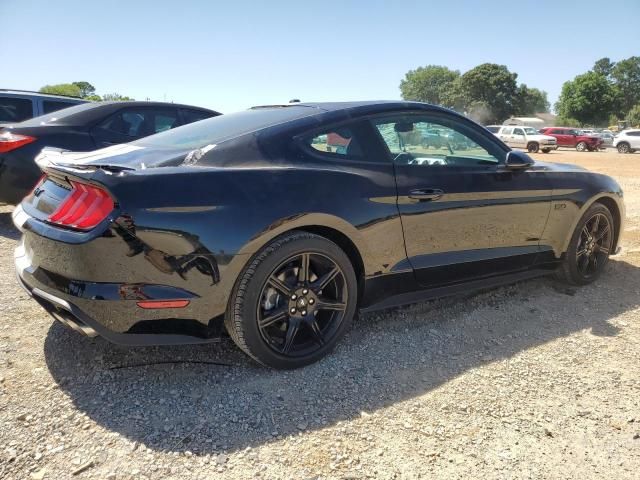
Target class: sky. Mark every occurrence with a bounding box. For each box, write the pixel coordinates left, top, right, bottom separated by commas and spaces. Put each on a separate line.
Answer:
2, 0, 639, 114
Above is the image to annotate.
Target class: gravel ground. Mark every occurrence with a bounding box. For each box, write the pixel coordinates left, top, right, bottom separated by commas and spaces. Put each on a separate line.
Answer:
1, 149, 639, 480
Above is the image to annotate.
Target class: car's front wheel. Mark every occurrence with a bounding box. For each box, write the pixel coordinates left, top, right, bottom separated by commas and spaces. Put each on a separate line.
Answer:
576, 141, 587, 152
527, 142, 540, 153
617, 142, 630, 154
556, 203, 614, 285
225, 231, 357, 369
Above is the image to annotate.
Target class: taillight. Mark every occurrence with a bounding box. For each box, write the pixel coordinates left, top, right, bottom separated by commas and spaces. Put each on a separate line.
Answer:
0, 131, 36, 153
48, 181, 115, 230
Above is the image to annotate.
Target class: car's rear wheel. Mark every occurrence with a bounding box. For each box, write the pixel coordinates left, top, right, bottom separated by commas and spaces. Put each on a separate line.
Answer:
225, 231, 357, 369
527, 142, 539, 153
541, 148, 551, 153
617, 142, 630, 154
556, 203, 614, 285
576, 141, 587, 152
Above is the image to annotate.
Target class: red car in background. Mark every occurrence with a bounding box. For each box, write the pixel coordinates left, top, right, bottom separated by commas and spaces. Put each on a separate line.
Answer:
539, 127, 603, 152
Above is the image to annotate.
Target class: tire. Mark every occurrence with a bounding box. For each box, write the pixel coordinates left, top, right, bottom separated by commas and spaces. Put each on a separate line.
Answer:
541, 148, 551, 153
527, 142, 539, 153
225, 231, 357, 369
555, 203, 614, 286
617, 142, 630, 154
576, 141, 587, 152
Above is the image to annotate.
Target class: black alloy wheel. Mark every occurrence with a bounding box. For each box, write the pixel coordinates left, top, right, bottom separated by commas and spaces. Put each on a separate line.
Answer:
256, 252, 348, 357
226, 231, 357, 369
575, 212, 612, 279
527, 142, 539, 153
556, 203, 614, 285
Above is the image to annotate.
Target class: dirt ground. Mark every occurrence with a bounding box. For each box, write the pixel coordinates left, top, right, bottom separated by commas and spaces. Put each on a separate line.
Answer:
0, 148, 639, 480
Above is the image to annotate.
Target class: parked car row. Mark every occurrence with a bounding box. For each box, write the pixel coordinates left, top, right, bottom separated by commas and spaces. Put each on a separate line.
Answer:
486, 123, 640, 154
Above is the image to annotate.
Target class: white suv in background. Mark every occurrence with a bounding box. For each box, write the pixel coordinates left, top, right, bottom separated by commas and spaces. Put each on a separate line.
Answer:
613, 129, 640, 153
496, 126, 558, 153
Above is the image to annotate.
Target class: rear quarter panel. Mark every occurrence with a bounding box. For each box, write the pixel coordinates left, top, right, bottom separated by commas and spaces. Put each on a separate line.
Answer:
94, 160, 403, 318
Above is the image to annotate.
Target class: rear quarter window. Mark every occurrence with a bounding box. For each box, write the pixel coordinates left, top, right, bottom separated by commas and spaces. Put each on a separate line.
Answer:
0, 96, 33, 123
42, 100, 79, 114
180, 109, 215, 125
306, 127, 363, 158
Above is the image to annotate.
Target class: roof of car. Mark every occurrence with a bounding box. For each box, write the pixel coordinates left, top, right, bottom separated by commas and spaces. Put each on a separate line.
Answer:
80, 101, 220, 113
14, 101, 220, 128
249, 101, 463, 124
0, 89, 87, 101
252, 100, 447, 112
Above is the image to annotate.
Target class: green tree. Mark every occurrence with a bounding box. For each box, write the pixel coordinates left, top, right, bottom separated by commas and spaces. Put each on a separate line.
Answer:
39, 83, 82, 98
399, 65, 460, 106
457, 63, 519, 124
627, 104, 640, 127
593, 57, 614, 77
102, 93, 134, 101
611, 56, 640, 114
555, 72, 621, 125
516, 85, 550, 114
72, 81, 96, 98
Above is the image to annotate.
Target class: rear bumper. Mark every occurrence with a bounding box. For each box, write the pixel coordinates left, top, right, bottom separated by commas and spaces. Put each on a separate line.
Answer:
14, 240, 225, 346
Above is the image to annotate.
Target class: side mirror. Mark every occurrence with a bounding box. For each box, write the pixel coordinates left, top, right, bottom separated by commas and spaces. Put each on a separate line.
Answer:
505, 150, 535, 170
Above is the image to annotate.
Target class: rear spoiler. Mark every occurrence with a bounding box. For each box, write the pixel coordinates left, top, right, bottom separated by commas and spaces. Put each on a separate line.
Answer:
36, 147, 136, 175
35, 143, 196, 173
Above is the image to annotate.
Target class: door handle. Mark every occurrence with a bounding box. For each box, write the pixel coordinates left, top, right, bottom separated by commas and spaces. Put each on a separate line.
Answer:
409, 188, 444, 201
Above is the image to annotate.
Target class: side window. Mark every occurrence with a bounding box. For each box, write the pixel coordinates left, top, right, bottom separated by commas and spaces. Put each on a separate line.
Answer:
550, 129, 562, 134
513, 128, 525, 136
43, 100, 77, 114
306, 126, 363, 157
502, 127, 513, 135
180, 108, 214, 125
0, 96, 33, 122
627, 131, 640, 137
373, 116, 502, 167
99, 109, 147, 137
153, 109, 179, 133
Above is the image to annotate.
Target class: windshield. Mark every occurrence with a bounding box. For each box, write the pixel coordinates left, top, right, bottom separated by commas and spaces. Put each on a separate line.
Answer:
133, 106, 319, 149
523, 127, 538, 135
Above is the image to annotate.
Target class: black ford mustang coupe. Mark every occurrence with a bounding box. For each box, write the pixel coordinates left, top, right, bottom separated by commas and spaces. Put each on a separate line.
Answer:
13, 101, 624, 368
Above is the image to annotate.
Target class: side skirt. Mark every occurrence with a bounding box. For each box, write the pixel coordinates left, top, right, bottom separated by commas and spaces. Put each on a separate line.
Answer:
359, 268, 552, 313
